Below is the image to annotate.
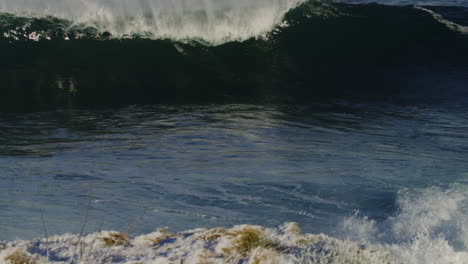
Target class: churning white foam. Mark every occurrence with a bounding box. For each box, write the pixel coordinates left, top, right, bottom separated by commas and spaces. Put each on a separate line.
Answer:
0, 223, 401, 264
0, 0, 305, 44
342, 184, 468, 264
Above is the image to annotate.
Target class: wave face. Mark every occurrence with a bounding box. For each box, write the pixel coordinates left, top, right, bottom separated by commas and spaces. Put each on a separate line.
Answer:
0, 0, 305, 44
1, 185, 466, 263
0, 0, 468, 112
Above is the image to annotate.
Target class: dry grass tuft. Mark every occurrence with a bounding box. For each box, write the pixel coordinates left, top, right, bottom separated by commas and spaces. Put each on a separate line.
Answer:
297, 238, 313, 245
99, 232, 130, 247
4, 250, 35, 264
233, 228, 272, 257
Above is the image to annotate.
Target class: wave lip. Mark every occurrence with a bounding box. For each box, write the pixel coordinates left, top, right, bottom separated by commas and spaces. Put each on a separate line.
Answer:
416, 6, 468, 33
1, 0, 468, 44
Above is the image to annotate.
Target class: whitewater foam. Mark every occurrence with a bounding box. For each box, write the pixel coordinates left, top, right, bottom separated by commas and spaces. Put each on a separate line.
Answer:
341, 185, 468, 264
0, 223, 400, 264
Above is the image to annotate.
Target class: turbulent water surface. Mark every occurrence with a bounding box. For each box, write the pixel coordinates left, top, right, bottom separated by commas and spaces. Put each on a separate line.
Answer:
1, 102, 467, 263
1, 0, 467, 263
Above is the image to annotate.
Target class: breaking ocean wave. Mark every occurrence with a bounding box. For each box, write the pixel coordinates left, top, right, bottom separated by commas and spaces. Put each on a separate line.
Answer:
0, 0, 467, 44
1, 1, 467, 264
1, 0, 468, 111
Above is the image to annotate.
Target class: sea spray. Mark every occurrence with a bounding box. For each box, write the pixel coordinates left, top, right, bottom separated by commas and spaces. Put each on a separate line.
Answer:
341, 185, 468, 264
1, 0, 466, 44
0, 0, 306, 44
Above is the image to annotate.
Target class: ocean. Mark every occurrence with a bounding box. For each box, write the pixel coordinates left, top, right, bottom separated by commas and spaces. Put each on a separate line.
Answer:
0, 0, 467, 263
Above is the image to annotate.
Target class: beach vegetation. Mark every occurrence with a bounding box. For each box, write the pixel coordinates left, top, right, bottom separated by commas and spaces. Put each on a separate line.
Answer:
99, 232, 130, 247
3, 249, 35, 264
233, 228, 273, 257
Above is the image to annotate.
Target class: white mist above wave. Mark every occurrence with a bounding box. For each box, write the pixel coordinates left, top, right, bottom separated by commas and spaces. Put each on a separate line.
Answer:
0, 0, 305, 44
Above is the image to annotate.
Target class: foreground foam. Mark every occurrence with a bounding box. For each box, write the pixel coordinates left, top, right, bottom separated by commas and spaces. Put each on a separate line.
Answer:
0, 223, 399, 264
1, 185, 467, 263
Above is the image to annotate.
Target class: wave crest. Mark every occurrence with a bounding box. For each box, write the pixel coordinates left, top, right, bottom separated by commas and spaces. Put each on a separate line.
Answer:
1, 0, 467, 44
0, 0, 308, 45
